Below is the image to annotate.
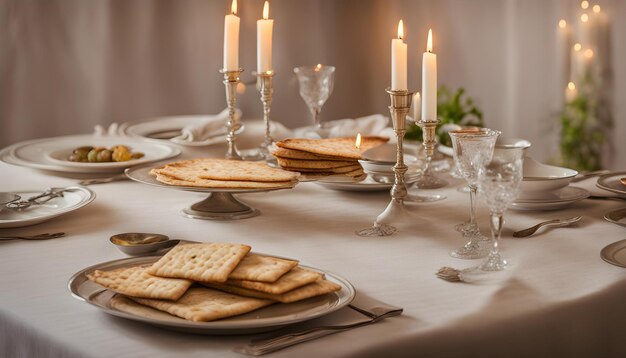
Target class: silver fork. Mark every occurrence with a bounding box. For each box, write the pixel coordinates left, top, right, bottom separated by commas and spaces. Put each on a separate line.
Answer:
235, 296, 402, 356
0, 232, 65, 241
78, 174, 128, 186
512, 216, 582, 238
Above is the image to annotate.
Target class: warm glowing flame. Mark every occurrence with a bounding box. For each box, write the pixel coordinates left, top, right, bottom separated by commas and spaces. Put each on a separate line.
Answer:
427, 29, 433, 52
581, 13, 589, 22
584, 49, 594, 58
231, 0, 237, 14
593, 4, 601, 13
355, 133, 362, 149
315, 63, 322, 71
568, 82, 576, 90
581, 1, 589, 9
263, 1, 269, 20
574, 43, 582, 51
397, 20, 404, 40
558, 19, 567, 28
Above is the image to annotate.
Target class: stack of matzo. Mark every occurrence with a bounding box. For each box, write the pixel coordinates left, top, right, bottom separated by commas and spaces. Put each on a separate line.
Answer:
272, 136, 388, 178
88, 242, 341, 322
150, 158, 300, 189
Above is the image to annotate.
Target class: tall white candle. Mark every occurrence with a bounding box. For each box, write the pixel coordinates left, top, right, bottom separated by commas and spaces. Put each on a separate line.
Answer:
257, 1, 273, 73
412, 92, 421, 122
422, 29, 437, 122
224, 0, 240, 71
391, 20, 407, 90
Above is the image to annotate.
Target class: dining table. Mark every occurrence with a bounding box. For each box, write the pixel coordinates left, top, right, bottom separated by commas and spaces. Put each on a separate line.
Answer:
1, 122, 625, 358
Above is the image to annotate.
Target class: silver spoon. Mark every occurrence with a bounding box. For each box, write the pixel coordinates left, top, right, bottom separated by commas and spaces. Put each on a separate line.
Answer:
513, 216, 582, 238
110, 233, 180, 256
0, 232, 65, 241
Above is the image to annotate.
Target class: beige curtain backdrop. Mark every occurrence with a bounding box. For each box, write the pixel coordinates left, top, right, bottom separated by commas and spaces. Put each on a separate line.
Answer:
1, 0, 624, 168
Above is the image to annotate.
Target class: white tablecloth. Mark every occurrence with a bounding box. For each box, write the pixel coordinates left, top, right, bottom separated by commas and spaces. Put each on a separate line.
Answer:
1, 127, 626, 358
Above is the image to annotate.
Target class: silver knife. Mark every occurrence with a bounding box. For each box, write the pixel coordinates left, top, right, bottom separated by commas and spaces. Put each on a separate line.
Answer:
234, 294, 403, 356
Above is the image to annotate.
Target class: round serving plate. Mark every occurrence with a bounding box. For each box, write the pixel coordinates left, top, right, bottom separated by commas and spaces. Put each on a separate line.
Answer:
125, 115, 244, 147
125, 164, 296, 220
68, 255, 355, 335
604, 207, 626, 228
4, 135, 181, 174
315, 175, 392, 192
601, 239, 626, 268
597, 172, 626, 196
511, 186, 589, 211
0, 187, 95, 228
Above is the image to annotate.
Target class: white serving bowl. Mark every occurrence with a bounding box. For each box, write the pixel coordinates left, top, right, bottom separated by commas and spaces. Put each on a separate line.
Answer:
519, 157, 578, 199
358, 155, 418, 175
494, 137, 532, 154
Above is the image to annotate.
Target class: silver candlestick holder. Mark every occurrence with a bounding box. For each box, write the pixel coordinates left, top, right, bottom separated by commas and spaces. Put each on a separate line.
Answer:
412, 119, 448, 189
220, 68, 244, 160
255, 70, 276, 164
357, 88, 414, 237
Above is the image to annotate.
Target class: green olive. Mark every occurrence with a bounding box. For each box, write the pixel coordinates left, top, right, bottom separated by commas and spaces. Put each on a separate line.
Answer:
87, 147, 105, 162
96, 149, 113, 162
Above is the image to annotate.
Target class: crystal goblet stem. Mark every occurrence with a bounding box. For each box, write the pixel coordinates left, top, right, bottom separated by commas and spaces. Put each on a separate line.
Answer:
481, 211, 506, 270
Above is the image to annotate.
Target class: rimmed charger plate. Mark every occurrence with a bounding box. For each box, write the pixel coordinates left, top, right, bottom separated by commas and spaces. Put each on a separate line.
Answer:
4, 135, 181, 174
511, 186, 590, 211
601, 239, 626, 268
604, 207, 626, 228
597, 172, 626, 196
0, 186, 95, 228
68, 255, 355, 334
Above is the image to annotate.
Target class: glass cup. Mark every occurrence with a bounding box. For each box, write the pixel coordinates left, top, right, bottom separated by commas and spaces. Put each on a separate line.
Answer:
476, 145, 526, 271
293, 65, 335, 137
448, 128, 500, 259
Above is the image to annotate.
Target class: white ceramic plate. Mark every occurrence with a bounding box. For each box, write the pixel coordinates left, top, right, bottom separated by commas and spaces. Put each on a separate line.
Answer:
511, 186, 589, 211
125, 115, 244, 147
68, 255, 355, 334
0, 187, 95, 228
597, 172, 626, 196
5, 135, 181, 174
315, 175, 392, 192
601, 239, 626, 268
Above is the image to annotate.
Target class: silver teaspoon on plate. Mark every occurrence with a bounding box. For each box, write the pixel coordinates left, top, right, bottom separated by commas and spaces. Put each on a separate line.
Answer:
513, 216, 582, 238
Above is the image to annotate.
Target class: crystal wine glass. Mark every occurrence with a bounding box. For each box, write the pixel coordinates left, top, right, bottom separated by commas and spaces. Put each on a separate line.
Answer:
293, 64, 335, 137
476, 145, 525, 271
448, 128, 500, 259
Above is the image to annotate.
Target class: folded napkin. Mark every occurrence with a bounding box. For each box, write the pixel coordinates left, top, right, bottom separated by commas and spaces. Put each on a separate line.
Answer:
271, 114, 395, 141
171, 108, 241, 144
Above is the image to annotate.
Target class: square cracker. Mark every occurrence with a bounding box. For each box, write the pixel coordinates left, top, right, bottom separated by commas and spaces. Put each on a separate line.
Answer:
275, 157, 357, 170
153, 172, 295, 190
227, 266, 323, 294
272, 147, 349, 161
204, 279, 342, 303
87, 266, 192, 300
130, 287, 274, 322
276, 136, 388, 159
228, 254, 298, 283
147, 243, 251, 282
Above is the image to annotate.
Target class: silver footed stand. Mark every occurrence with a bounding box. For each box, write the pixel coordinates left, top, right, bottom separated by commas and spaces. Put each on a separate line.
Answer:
254, 70, 277, 165
220, 68, 244, 160
357, 88, 414, 237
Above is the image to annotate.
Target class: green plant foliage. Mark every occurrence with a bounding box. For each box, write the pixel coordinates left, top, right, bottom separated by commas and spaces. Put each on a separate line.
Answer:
405, 86, 484, 146
559, 88, 604, 171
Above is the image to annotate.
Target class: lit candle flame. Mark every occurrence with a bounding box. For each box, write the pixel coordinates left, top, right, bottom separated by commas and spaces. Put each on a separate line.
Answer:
315, 63, 322, 71
263, 1, 269, 20
427, 29, 433, 53
568, 82, 576, 91
584, 49, 594, 58
397, 20, 404, 40
231, 0, 237, 15
581, 1, 589, 9
574, 43, 582, 52
581, 13, 589, 22
558, 19, 567, 28
593, 4, 601, 13
355, 133, 362, 149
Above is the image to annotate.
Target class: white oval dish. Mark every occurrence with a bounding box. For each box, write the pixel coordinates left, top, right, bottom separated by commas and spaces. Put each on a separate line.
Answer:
519, 157, 577, 198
